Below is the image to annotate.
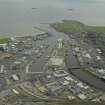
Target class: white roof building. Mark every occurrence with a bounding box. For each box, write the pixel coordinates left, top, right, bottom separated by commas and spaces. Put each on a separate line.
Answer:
78, 93, 87, 100
98, 69, 105, 74
50, 57, 63, 66
12, 74, 19, 81
57, 38, 63, 49
0, 43, 7, 50
64, 76, 74, 82
83, 53, 91, 59
77, 82, 89, 89
96, 56, 101, 60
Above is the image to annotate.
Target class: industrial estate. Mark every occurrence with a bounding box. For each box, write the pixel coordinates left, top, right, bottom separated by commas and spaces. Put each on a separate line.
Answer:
0, 21, 105, 105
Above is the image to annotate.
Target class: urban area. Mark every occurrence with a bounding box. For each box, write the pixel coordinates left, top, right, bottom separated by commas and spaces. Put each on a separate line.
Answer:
0, 26, 105, 105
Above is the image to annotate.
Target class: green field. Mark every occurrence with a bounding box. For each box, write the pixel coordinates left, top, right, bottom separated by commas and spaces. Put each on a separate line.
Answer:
0, 37, 9, 44
51, 20, 105, 33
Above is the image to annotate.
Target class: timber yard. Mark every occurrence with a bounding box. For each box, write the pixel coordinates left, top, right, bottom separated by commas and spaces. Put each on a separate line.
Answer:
0, 23, 105, 105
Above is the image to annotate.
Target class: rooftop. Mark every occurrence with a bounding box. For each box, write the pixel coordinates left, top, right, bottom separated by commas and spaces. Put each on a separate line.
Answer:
50, 57, 63, 66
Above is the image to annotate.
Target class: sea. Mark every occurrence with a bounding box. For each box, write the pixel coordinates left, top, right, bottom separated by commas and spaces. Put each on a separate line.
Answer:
0, 0, 105, 33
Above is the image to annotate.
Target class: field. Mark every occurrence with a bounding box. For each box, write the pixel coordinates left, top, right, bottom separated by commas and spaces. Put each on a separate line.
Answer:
51, 20, 105, 33
0, 37, 9, 44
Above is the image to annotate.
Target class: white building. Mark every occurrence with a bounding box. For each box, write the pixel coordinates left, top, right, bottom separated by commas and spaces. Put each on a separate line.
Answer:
11, 74, 19, 81
0, 43, 7, 50
57, 38, 63, 49
50, 57, 63, 67
78, 93, 87, 100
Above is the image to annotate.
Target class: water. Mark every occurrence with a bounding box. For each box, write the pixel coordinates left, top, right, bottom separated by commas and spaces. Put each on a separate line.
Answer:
0, 0, 105, 33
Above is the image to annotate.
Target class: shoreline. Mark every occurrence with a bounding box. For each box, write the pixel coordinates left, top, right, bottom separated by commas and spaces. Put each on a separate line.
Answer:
1, 20, 105, 37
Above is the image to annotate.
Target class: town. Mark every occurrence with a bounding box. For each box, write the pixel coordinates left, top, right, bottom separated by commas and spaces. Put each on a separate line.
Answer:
0, 26, 105, 105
